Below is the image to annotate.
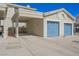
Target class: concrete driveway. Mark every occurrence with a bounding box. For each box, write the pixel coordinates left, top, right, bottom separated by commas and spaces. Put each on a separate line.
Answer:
0, 35, 79, 56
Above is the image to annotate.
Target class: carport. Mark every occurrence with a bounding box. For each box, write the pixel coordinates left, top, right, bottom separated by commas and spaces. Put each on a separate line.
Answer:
11, 7, 43, 38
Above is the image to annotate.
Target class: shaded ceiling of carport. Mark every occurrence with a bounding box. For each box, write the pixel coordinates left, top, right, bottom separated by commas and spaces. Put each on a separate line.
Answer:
0, 10, 5, 19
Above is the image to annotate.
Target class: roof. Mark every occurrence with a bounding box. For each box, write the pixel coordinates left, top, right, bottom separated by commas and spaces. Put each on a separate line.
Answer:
7, 3, 37, 11
44, 8, 75, 20
0, 4, 75, 20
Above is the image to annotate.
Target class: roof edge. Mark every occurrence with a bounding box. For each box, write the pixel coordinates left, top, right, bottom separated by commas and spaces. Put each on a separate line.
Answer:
7, 3, 37, 11
44, 8, 75, 20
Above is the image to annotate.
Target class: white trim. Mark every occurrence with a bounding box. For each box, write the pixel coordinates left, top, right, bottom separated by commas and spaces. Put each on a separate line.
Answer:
64, 23, 73, 36
44, 19, 61, 38
46, 21, 60, 37
7, 4, 37, 11
44, 8, 75, 20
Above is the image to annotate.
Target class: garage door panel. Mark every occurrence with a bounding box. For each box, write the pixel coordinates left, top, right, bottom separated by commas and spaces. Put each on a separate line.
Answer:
64, 23, 72, 36
47, 21, 59, 37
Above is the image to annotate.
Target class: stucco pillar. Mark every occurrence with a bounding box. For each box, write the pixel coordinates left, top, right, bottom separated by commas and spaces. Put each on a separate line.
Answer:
15, 19, 19, 38
14, 7, 19, 38
12, 21, 15, 36
3, 27, 8, 39
3, 18, 9, 39
3, 7, 15, 39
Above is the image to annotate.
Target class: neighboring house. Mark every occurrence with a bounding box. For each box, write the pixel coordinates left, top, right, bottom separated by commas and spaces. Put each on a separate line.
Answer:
0, 3, 75, 39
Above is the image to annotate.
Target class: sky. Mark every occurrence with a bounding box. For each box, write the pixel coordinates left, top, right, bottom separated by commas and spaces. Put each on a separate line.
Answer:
16, 3, 79, 17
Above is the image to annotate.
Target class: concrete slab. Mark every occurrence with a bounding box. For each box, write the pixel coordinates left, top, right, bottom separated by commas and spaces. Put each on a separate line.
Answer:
0, 35, 79, 56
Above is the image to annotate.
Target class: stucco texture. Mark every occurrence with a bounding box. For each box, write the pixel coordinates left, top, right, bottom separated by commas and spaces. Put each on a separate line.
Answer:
26, 19, 43, 36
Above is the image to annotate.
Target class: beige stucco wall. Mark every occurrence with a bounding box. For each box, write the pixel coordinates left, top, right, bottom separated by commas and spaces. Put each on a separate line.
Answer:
44, 11, 74, 38
26, 19, 43, 36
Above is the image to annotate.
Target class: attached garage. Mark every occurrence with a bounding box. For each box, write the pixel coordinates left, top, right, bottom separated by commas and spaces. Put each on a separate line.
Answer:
47, 21, 59, 37
44, 8, 75, 38
64, 23, 72, 36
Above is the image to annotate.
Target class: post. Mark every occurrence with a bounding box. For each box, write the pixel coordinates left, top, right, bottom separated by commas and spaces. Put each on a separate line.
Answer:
3, 7, 15, 39
12, 21, 15, 36
15, 19, 19, 38
14, 7, 19, 38
3, 18, 8, 39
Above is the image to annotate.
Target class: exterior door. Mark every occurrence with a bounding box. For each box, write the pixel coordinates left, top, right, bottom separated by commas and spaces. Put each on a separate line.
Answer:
47, 21, 59, 37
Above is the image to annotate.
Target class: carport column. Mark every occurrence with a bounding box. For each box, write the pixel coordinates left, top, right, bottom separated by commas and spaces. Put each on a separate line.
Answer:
14, 8, 19, 38
3, 19, 8, 39
3, 7, 9, 39
12, 21, 15, 36
15, 19, 19, 38
3, 7, 15, 39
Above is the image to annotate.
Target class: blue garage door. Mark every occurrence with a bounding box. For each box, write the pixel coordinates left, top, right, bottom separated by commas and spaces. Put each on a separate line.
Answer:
47, 21, 59, 37
64, 23, 72, 36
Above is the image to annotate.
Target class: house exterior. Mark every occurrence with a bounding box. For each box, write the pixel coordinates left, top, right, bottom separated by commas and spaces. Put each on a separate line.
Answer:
0, 3, 75, 39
